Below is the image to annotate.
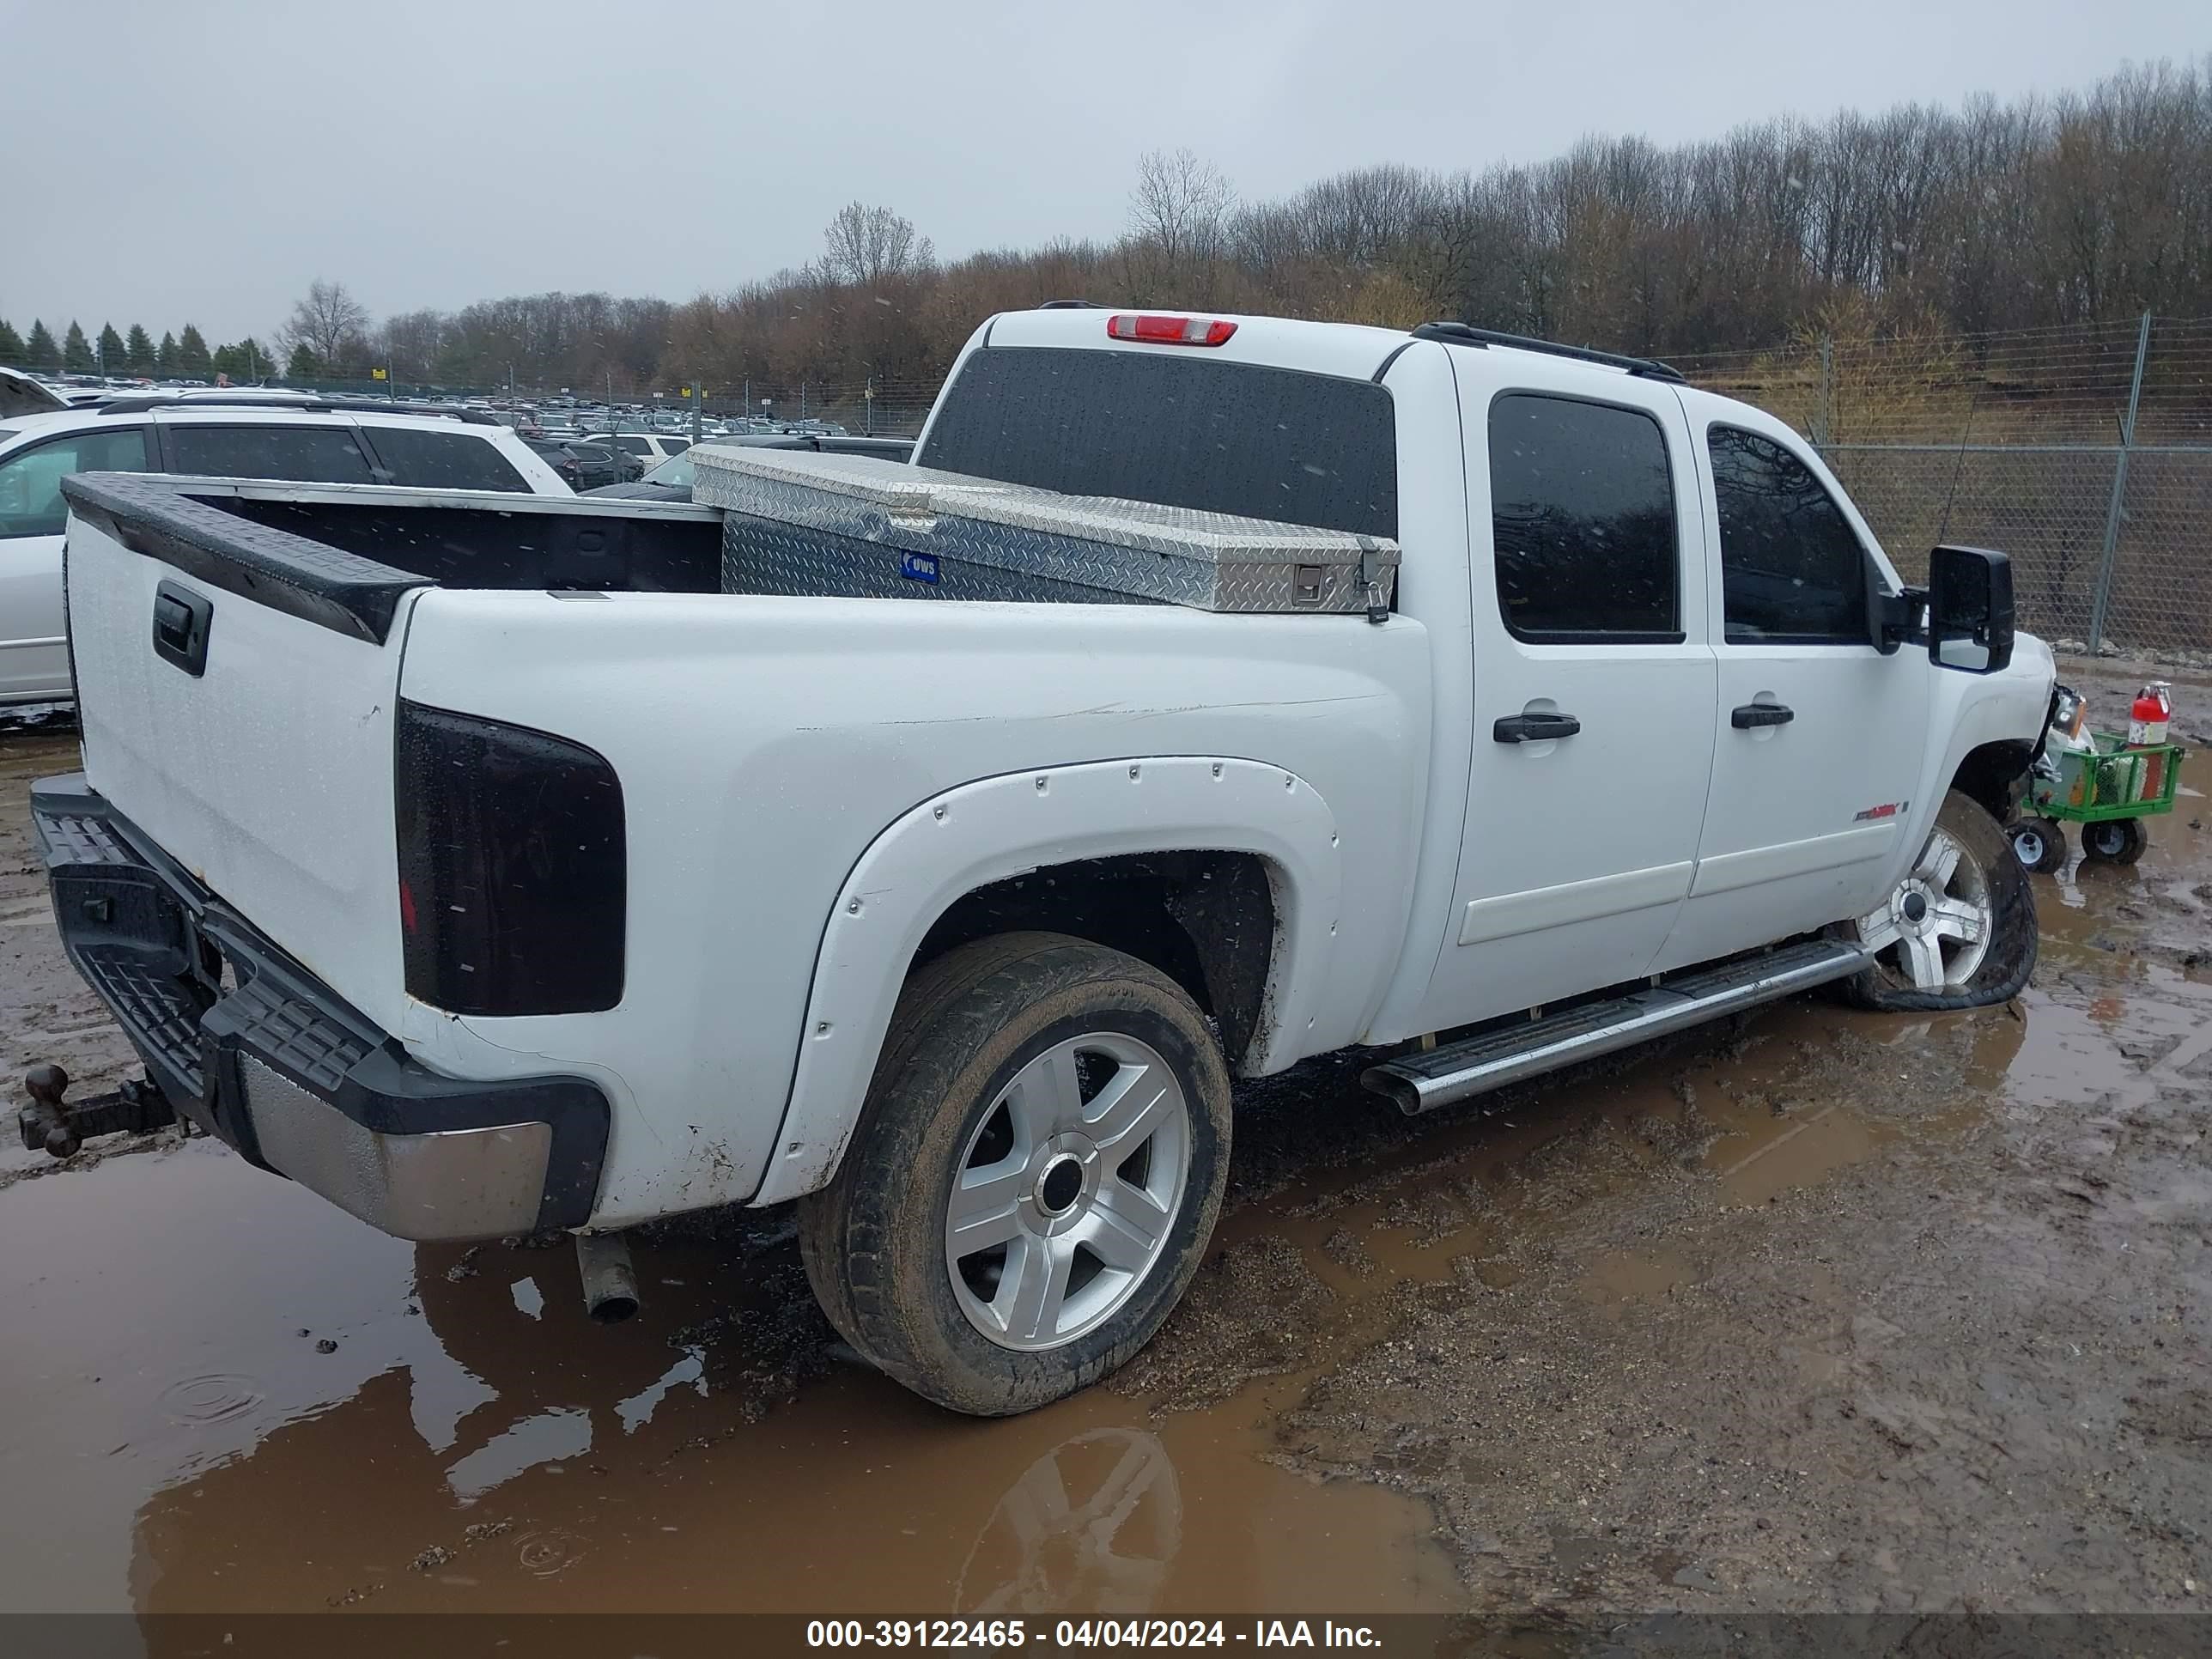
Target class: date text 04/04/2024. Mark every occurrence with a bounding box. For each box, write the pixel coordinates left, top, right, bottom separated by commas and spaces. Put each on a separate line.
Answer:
803, 1619, 1385, 1648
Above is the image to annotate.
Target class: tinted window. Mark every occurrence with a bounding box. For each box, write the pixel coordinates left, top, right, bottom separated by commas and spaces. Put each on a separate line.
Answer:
1487, 394, 1678, 640
367, 427, 529, 492
920, 346, 1397, 538
661, 436, 690, 454
0, 428, 149, 538
1708, 425, 1868, 644
611, 435, 652, 456
167, 424, 376, 484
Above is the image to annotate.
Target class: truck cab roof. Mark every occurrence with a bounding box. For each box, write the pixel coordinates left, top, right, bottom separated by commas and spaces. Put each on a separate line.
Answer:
975, 307, 1690, 393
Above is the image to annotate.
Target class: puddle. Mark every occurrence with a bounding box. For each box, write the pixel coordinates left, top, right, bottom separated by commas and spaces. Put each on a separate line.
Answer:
1577, 1247, 1692, 1312
1709, 1104, 1893, 1206
0, 1125, 1456, 1615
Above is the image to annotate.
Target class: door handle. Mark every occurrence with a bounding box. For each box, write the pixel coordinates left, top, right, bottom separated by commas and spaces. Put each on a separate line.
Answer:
1492, 710, 1582, 744
1731, 702, 1795, 729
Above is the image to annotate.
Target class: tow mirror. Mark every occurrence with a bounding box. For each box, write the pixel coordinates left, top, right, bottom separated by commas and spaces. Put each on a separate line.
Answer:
1927, 544, 2014, 674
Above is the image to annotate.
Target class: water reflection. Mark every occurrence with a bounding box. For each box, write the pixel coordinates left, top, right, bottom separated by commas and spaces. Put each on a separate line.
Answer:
957, 1429, 1181, 1616
124, 1225, 1449, 1618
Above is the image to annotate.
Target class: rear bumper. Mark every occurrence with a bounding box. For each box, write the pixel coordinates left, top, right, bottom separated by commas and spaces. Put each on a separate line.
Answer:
30, 774, 609, 1241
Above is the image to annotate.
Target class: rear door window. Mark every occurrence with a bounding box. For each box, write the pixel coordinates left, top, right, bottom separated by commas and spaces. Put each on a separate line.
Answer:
661, 437, 690, 454
1486, 393, 1680, 641
0, 427, 150, 537
1707, 425, 1869, 644
362, 427, 529, 491
611, 436, 651, 457
166, 423, 377, 484
919, 346, 1397, 538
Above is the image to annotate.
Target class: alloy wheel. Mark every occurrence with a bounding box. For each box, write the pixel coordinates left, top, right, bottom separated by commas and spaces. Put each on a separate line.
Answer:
1856, 824, 1996, 992
945, 1033, 1191, 1352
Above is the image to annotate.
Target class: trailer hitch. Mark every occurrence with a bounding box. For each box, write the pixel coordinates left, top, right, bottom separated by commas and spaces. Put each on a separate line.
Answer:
17, 1064, 178, 1159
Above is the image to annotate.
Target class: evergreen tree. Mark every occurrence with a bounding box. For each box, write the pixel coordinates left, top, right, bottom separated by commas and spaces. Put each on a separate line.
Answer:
27, 320, 60, 372
155, 330, 179, 378
0, 319, 23, 368
125, 324, 155, 376
176, 323, 212, 380
96, 323, 125, 375
63, 320, 92, 373
285, 343, 319, 380
208, 338, 272, 382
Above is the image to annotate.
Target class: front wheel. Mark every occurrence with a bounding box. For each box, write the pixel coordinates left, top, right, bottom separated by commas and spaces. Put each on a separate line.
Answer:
797, 933, 1231, 1416
1845, 788, 2037, 1012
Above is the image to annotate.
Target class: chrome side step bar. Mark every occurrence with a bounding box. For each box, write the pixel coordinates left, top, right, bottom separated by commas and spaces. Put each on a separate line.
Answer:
1361, 938, 1871, 1116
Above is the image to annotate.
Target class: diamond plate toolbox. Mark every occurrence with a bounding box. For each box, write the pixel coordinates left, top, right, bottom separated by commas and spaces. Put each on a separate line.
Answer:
691, 446, 1399, 614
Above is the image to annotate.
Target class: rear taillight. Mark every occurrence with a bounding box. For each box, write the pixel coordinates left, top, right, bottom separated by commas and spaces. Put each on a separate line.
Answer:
395, 701, 626, 1016
1107, 313, 1237, 347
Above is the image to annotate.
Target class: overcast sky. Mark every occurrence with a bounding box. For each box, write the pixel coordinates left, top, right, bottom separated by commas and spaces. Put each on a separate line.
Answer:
7, 0, 2203, 345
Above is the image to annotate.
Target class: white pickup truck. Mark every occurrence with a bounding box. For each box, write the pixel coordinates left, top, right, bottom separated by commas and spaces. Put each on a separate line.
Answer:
26, 308, 2051, 1415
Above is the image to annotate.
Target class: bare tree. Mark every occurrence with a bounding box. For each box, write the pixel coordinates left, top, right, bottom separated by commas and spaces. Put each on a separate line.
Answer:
280, 278, 372, 369
822, 203, 933, 285
376, 308, 447, 383
1127, 148, 1237, 266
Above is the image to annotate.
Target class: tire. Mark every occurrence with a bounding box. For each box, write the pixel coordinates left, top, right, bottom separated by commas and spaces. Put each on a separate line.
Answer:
2009, 817, 2068, 875
1844, 787, 2038, 1012
796, 932, 1232, 1417
2081, 817, 2148, 866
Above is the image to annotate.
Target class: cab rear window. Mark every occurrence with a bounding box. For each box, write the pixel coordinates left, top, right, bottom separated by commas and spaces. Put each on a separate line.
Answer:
918, 346, 1397, 538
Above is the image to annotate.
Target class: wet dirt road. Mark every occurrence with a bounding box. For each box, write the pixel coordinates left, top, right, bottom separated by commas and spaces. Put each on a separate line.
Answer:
3, 665, 2209, 1628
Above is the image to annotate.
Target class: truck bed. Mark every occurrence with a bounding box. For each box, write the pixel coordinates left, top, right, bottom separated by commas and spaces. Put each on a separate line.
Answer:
56, 467, 1436, 1222
65, 474, 727, 635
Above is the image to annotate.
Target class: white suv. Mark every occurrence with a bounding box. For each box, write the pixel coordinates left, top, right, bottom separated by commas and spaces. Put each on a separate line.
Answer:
0, 398, 570, 705
581, 431, 692, 470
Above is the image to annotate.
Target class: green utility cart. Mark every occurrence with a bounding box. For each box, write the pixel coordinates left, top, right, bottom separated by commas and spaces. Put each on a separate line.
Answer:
2009, 730, 2185, 872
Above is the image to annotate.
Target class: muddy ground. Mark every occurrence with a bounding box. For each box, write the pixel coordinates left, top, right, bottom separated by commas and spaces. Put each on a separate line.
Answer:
2, 663, 2208, 1637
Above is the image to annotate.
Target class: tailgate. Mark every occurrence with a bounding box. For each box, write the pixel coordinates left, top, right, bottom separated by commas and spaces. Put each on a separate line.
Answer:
61, 474, 428, 1033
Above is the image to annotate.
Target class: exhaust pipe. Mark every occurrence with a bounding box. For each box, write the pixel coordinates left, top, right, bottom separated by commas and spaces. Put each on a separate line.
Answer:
575, 1231, 640, 1323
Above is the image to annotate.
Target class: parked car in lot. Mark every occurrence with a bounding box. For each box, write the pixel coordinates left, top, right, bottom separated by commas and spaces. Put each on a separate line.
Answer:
526, 436, 642, 491
579, 430, 692, 470
25, 309, 2050, 1417
0, 398, 568, 705
581, 433, 915, 500
1, 366, 71, 418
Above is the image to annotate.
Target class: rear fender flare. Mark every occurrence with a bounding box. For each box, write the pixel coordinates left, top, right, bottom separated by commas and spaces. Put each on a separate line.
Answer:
749, 756, 1342, 1205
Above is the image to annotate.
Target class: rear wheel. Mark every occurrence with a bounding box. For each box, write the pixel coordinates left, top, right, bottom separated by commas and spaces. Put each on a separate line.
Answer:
2081, 817, 2148, 866
1846, 788, 2037, 1012
2009, 817, 2068, 874
797, 933, 1231, 1416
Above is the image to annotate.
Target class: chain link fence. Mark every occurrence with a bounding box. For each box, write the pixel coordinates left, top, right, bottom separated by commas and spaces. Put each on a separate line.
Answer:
1674, 316, 2212, 663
